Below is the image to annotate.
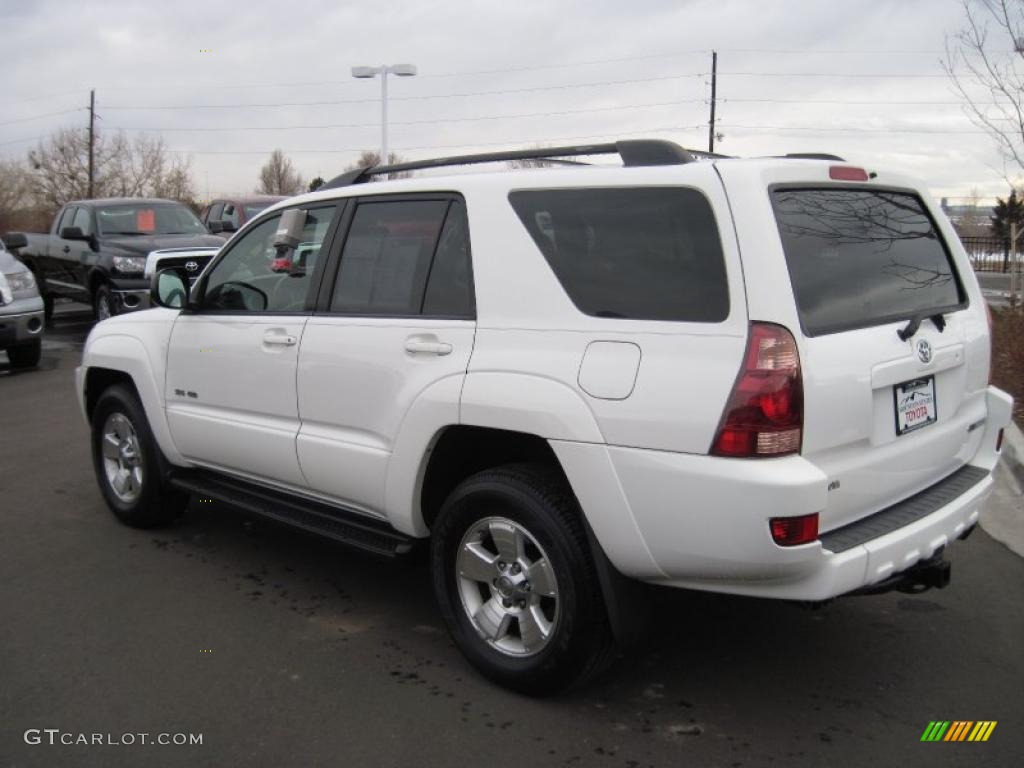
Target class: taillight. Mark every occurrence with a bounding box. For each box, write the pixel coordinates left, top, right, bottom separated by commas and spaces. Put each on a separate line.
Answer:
770, 513, 819, 546
711, 322, 803, 458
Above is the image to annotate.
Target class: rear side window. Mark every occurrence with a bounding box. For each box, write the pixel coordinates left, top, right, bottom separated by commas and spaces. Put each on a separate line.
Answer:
330, 200, 448, 315
772, 188, 965, 336
509, 187, 729, 322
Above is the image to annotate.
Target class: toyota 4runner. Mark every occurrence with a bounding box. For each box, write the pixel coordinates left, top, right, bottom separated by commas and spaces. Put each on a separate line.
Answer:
75, 141, 1014, 694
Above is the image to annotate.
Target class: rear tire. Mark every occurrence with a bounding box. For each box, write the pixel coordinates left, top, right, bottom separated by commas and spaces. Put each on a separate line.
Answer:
90, 384, 187, 528
7, 339, 41, 369
430, 463, 616, 695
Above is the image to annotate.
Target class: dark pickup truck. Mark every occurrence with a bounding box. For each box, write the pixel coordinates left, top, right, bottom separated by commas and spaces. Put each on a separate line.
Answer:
10, 198, 223, 320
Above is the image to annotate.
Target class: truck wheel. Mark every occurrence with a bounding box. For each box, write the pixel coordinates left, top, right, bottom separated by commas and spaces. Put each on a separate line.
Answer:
94, 284, 115, 321
7, 339, 41, 369
90, 384, 187, 528
431, 463, 616, 695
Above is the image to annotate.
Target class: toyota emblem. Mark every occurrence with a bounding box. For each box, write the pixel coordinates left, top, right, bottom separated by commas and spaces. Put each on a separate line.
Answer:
185, 260, 199, 272
916, 338, 933, 364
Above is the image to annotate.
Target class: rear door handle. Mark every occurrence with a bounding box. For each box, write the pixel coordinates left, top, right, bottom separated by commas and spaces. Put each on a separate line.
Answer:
404, 338, 453, 356
263, 331, 297, 346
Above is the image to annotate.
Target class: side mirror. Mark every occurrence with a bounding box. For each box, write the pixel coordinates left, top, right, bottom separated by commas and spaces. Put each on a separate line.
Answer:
273, 209, 307, 250
221, 220, 237, 233
2, 233, 27, 250
60, 226, 89, 241
208, 221, 224, 233
150, 268, 189, 309
209, 219, 235, 234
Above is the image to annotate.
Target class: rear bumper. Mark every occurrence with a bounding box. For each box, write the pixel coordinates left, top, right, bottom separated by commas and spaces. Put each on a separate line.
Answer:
593, 386, 1013, 601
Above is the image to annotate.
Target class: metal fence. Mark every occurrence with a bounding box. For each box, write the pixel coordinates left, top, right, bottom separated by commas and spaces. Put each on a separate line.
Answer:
959, 236, 1013, 273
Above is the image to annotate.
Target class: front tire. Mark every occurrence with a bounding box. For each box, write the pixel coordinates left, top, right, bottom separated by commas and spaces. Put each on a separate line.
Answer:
90, 384, 187, 528
431, 464, 615, 695
93, 284, 115, 321
7, 339, 41, 369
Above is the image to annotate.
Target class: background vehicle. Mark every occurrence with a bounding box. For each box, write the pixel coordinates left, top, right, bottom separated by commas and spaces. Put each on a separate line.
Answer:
0, 234, 45, 368
9, 198, 223, 320
76, 141, 1013, 695
200, 196, 286, 238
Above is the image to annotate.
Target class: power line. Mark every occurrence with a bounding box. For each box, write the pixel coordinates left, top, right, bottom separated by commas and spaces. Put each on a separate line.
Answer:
101, 73, 702, 111
720, 123, 989, 134
0, 108, 84, 128
107, 100, 690, 133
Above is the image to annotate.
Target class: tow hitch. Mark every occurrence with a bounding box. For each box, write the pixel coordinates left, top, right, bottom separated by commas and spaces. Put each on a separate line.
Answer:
850, 551, 951, 596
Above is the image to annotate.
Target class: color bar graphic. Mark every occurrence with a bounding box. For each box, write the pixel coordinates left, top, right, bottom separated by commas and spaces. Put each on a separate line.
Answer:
921, 720, 996, 742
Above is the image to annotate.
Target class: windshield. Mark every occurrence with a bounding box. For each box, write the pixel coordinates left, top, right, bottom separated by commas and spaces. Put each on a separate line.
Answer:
772, 188, 965, 336
244, 204, 273, 218
96, 204, 207, 236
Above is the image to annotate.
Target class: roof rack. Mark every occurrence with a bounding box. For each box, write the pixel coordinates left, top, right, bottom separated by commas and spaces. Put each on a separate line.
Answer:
782, 152, 846, 161
321, 139, 697, 189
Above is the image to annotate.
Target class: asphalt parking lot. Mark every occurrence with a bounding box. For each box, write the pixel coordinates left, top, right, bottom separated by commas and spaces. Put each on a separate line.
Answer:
1, 306, 1022, 768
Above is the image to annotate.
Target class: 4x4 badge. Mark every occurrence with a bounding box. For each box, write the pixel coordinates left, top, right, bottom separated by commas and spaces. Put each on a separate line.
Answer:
916, 339, 933, 364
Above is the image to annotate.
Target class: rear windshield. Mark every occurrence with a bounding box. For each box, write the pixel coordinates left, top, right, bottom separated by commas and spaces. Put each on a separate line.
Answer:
509, 187, 729, 322
772, 188, 964, 336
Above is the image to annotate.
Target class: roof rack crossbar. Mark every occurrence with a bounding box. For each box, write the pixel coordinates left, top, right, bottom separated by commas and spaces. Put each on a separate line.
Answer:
321, 139, 696, 189
782, 152, 846, 161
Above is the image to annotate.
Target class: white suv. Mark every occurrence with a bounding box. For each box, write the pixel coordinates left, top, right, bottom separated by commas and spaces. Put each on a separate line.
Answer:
76, 141, 1013, 694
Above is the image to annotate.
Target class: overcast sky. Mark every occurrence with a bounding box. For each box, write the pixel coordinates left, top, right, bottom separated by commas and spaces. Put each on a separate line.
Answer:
1, 0, 1015, 203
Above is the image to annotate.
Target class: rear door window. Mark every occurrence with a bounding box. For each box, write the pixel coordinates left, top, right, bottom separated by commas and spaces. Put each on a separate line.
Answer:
771, 188, 965, 336
508, 187, 729, 322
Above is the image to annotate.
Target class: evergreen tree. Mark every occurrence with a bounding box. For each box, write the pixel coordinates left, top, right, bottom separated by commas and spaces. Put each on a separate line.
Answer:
991, 189, 1024, 241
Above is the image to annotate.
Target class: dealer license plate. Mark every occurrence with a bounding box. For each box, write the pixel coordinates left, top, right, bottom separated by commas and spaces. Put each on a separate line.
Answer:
894, 376, 937, 435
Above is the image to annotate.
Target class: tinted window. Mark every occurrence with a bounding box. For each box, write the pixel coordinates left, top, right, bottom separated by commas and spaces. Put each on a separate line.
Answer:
206, 203, 224, 223
222, 203, 240, 228
202, 206, 335, 312
72, 207, 92, 235
772, 189, 965, 336
330, 200, 447, 315
423, 202, 474, 317
56, 207, 76, 234
509, 187, 729, 322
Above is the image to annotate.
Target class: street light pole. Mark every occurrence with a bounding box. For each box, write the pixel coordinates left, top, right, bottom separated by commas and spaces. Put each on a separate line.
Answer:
351, 63, 418, 166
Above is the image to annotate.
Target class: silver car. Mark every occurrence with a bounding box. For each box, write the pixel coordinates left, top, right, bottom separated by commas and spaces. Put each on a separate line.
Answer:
0, 240, 45, 368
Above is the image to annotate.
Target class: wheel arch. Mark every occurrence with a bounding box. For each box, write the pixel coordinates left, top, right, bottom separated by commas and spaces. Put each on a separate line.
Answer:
80, 335, 186, 466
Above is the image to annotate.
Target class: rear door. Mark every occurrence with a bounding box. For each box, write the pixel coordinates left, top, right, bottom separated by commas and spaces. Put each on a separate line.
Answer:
726, 165, 989, 532
296, 195, 475, 517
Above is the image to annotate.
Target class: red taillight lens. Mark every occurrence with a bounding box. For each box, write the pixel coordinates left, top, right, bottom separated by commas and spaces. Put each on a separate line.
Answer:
829, 165, 869, 181
770, 513, 819, 546
712, 323, 803, 458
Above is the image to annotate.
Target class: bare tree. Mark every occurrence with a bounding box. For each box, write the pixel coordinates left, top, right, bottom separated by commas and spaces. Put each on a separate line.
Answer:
26, 128, 197, 211
0, 157, 28, 217
507, 145, 563, 169
257, 149, 304, 195
345, 150, 411, 179
944, 0, 1024, 176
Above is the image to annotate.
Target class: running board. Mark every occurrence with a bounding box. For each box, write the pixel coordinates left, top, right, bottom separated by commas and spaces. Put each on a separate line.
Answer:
167, 469, 416, 558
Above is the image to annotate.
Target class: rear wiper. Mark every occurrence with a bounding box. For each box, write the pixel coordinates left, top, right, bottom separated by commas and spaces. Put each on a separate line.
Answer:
897, 312, 946, 341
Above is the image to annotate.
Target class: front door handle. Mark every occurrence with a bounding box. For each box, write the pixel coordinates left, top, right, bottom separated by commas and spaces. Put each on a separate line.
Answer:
62, 245, 70, 253
404, 338, 453, 356
263, 331, 297, 346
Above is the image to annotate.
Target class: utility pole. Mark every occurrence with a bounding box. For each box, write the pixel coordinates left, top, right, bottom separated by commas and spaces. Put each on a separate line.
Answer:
88, 89, 95, 199
708, 51, 718, 154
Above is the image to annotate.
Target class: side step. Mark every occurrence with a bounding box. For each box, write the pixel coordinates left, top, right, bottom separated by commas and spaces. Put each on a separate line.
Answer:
167, 469, 416, 558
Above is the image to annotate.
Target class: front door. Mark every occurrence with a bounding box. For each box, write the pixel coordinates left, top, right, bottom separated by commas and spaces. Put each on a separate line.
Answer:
165, 203, 341, 488
297, 196, 476, 516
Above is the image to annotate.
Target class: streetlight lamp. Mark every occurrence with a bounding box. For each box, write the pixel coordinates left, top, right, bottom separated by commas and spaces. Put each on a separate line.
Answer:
351, 63, 417, 166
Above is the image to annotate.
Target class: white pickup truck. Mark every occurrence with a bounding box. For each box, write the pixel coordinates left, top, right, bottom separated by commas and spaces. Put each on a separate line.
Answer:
76, 141, 1013, 694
